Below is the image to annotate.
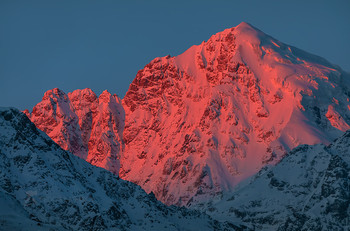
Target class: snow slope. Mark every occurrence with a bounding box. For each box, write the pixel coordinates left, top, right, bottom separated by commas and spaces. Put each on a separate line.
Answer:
0, 107, 237, 231
199, 130, 350, 230
121, 22, 350, 205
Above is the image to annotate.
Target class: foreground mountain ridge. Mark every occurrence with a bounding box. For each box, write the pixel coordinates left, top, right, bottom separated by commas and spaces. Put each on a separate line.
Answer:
25, 22, 350, 206
0, 107, 236, 230
200, 129, 350, 230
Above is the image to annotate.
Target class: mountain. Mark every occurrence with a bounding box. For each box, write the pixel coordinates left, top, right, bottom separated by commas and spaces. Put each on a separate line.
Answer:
24, 88, 124, 175
25, 22, 350, 206
0, 107, 236, 230
199, 129, 350, 230
120, 22, 350, 205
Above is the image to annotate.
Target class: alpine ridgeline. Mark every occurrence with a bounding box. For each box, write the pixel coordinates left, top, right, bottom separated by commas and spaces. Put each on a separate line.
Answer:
24, 88, 124, 175
0, 107, 236, 231
26, 22, 350, 206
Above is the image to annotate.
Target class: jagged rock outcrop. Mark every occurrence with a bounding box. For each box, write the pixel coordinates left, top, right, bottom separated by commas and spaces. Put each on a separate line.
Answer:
25, 88, 124, 175
0, 107, 237, 230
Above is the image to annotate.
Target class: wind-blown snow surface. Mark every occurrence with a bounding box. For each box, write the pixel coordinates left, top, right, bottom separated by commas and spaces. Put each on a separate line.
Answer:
24, 88, 124, 175
199, 130, 350, 230
0, 107, 236, 231
121, 22, 350, 205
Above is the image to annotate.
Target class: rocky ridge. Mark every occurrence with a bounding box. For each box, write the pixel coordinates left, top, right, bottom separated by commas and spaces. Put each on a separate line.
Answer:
0, 107, 237, 231
24, 22, 350, 206
24, 88, 124, 175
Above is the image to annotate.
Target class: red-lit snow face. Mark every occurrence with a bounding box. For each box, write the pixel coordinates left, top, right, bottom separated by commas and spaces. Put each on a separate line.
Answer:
120, 22, 350, 205
25, 22, 350, 206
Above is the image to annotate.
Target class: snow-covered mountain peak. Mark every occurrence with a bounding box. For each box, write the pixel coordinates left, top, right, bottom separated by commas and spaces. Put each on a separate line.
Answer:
227, 22, 261, 45
235, 21, 255, 30
23, 23, 350, 207
121, 23, 350, 205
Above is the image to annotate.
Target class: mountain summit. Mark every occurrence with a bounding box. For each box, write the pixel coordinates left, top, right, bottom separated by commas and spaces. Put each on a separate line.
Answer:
25, 22, 350, 206
121, 22, 350, 205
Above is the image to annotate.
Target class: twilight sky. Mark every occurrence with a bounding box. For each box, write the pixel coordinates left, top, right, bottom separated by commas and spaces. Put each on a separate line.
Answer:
1, 0, 349, 110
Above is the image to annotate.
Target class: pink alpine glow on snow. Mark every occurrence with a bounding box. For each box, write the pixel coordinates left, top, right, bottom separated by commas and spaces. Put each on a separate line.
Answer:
25, 22, 350, 206
26, 88, 124, 175
120, 22, 350, 205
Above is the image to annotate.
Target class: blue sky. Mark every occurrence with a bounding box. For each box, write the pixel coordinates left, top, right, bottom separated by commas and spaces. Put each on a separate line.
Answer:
1, 0, 349, 110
